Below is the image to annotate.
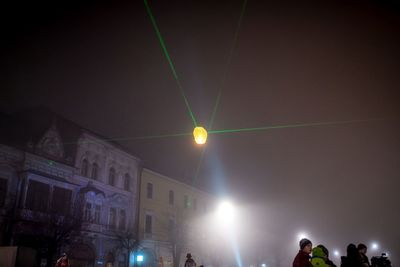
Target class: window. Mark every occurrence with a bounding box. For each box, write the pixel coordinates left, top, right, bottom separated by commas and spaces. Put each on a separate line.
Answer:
193, 199, 197, 211
94, 205, 101, 224
51, 187, 72, 215
84, 202, 92, 222
124, 174, 130, 191
25, 180, 50, 212
109, 208, 116, 229
168, 218, 175, 236
119, 210, 126, 230
146, 183, 153, 199
0, 178, 7, 207
145, 214, 152, 234
109, 168, 115, 186
184, 195, 189, 209
168, 190, 174, 205
81, 159, 89, 176
91, 163, 98, 180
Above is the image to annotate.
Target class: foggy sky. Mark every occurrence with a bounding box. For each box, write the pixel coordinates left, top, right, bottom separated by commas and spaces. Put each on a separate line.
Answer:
1, 0, 400, 265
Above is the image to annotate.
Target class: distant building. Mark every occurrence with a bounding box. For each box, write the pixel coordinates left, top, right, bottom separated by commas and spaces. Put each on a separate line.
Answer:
138, 168, 217, 267
0, 108, 142, 267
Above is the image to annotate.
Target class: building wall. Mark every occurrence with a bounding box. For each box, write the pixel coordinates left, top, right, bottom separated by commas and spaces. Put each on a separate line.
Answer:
138, 168, 216, 267
0, 122, 142, 267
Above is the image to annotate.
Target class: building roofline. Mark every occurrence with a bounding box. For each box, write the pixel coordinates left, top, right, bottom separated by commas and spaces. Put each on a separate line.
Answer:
142, 168, 214, 197
80, 131, 142, 163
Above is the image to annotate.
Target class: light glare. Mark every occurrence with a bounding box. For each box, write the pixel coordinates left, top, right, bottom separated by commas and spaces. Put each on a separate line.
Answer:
217, 201, 235, 222
333, 250, 340, 257
137, 255, 144, 262
297, 232, 308, 240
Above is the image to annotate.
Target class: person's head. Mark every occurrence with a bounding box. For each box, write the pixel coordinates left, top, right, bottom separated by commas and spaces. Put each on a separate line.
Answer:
299, 238, 312, 254
61, 253, 68, 259
312, 247, 327, 260
358, 243, 367, 254
347, 244, 358, 256
186, 253, 192, 259
317, 245, 329, 258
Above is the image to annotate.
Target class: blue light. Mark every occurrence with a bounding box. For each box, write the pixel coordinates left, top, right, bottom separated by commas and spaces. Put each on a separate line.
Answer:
129, 252, 135, 267
137, 255, 144, 262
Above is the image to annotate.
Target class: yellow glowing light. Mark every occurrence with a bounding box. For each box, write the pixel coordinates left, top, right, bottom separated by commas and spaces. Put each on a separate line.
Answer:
193, 126, 208, 145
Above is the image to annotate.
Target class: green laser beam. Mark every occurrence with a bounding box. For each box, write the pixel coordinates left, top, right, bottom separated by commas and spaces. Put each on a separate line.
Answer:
208, 118, 386, 135
193, 0, 247, 186
63, 132, 192, 146
144, 0, 198, 127
63, 118, 387, 146
208, 0, 248, 131
192, 146, 207, 186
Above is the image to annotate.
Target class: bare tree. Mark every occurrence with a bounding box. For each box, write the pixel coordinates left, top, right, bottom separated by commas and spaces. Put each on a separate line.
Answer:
34, 196, 83, 265
114, 230, 140, 267
7, 192, 84, 266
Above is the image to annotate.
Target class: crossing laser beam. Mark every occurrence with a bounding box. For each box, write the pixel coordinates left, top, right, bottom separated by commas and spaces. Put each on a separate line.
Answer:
208, 0, 248, 131
63, 132, 192, 146
208, 118, 386, 135
144, 0, 198, 127
63, 118, 386, 147
192, 146, 207, 186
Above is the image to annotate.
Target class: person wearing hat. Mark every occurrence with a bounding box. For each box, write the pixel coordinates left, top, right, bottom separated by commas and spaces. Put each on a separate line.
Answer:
55, 253, 69, 267
293, 238, 313, 267
184, 253, 196, 267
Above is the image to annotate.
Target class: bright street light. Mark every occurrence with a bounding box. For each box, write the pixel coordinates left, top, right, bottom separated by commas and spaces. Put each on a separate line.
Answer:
216, 200, 236, 227
371, 242, 379, 251
333, 250, 340, 257
137, 255, 144, 262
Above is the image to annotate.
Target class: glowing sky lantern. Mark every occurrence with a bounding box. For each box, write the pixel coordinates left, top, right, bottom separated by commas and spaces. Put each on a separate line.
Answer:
193, 126, 208, 145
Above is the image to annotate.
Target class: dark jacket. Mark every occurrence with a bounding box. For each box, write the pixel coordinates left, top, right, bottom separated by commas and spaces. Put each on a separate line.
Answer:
55, 258, 69, 267
293, 250, 313, 267
340, 256, 363, 267
184, 258, 196, 267
326, 259, 337, 267
360, 253, 370, 267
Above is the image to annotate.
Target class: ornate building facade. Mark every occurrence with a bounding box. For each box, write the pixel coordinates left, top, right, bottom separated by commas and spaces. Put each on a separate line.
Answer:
0, 108, 142, 267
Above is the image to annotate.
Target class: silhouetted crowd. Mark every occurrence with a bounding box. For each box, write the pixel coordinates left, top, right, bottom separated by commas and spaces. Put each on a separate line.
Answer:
293, 238, 392, 267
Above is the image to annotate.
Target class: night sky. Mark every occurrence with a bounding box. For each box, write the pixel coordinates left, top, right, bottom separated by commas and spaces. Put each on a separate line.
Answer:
1, 0, 400, 265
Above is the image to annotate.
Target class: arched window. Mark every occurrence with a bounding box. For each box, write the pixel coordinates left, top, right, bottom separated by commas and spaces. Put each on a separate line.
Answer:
91, 163, 98, 180
109, 168, 115, 186
81, 159, 89, 177
119, 209, 126, 230
84, 202, 92, 222
124, 174, 130, 191
109, 208, 116, 229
